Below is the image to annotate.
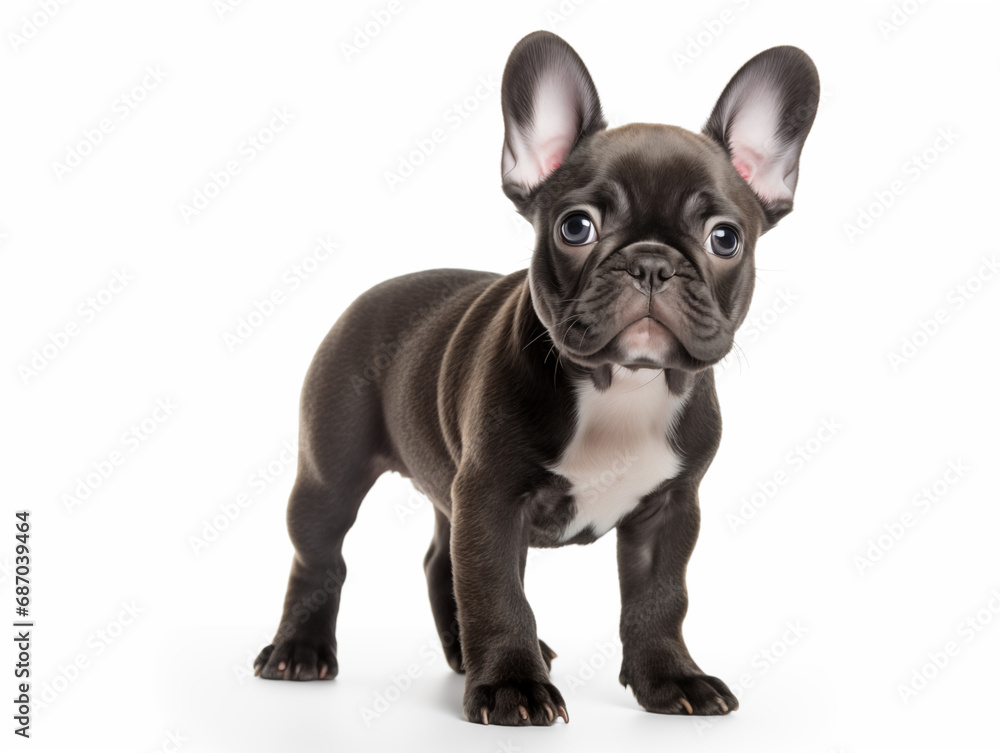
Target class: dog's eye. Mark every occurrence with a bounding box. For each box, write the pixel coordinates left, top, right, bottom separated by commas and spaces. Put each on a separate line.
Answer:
560, 213, 597, 246
706, 225, 741, 258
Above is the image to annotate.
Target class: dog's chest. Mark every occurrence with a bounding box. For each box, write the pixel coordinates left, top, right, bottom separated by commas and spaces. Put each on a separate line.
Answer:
547, 368, 685, 542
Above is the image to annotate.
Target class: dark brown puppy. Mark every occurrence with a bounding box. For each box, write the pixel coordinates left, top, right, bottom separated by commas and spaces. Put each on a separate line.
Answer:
254, 31, 819, 726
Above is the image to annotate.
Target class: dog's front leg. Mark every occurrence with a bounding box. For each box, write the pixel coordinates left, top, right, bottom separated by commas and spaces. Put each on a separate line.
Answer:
617, 484, 738, 716
450, 467, 567, 726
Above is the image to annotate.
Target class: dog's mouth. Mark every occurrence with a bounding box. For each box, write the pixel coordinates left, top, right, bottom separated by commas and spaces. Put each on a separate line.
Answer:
556, 314, 711, 371
611, 315, 686, 369
619, 315, 674, 350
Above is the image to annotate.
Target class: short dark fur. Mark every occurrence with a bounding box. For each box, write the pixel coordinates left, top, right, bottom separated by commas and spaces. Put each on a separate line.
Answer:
255, 31, 818, 726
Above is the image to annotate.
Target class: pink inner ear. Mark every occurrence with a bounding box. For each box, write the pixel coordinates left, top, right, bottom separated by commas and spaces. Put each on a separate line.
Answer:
504, 70, 586, 190
535, 135, 573, 183
732, 156, 754, 182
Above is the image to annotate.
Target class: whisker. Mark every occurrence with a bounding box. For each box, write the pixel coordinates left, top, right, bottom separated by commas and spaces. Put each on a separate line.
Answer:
730, 341, 750, 374
522, 314, 582, 352
621, 368, 665, 393
522, 328, 553, 351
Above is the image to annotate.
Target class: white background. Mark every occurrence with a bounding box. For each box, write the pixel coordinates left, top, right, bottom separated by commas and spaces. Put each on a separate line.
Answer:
2, 1, 998, 751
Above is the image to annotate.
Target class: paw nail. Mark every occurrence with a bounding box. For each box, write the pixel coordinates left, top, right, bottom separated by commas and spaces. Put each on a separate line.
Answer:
518, 705, 528, 720
319, 663, 328, 679
277, 661, 286, 671
716, 697, 728, 713
481, 708, 489, 725
254, 665, 261, 677
544, 704, 554, 722
294, 663, 302, 679
558, 705, 569, 723
680, 698, 693, 715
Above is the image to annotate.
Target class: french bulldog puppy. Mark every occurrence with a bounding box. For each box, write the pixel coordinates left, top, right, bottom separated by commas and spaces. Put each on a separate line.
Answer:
255, 31, 818, 726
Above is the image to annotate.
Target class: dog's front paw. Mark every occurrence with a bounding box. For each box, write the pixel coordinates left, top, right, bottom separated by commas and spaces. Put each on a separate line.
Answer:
622, 671, 738, 716
254, 639, 337, 681
464, 678, 569, 726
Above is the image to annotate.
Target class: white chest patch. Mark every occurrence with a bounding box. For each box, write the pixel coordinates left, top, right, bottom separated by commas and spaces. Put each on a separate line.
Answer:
550, 368, 686, 542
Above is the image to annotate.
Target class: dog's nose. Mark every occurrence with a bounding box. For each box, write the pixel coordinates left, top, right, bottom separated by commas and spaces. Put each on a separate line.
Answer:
625, 253, 675, 295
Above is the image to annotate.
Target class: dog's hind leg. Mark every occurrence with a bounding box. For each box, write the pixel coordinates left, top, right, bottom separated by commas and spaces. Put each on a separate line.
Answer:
255, 322, 392, 681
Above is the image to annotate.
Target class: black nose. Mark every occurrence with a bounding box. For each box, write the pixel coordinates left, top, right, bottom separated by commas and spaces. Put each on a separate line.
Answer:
625, 253, 675, 295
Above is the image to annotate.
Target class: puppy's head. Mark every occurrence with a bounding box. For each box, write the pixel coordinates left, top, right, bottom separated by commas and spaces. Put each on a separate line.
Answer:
501, 31, 819, 373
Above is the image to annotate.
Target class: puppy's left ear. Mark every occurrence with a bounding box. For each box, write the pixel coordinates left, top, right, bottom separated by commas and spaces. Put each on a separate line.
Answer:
500, 31, 606, 210
703, 46, 819, 229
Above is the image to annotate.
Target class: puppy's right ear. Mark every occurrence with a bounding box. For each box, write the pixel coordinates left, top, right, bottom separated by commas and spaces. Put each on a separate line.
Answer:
500, 31, 606, 210
703, 46, 819, 229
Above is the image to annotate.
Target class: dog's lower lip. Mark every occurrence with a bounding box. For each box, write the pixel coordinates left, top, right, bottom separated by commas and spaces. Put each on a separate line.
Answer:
558, 316, 674, 360
621, 315, 671, 336
632, 314, 664, 326
618, 314, 675, 337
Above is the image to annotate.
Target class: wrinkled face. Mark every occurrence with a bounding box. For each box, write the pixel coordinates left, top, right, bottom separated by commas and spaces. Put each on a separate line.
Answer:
527, 125, 765, 372
499, 33, 818, 376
